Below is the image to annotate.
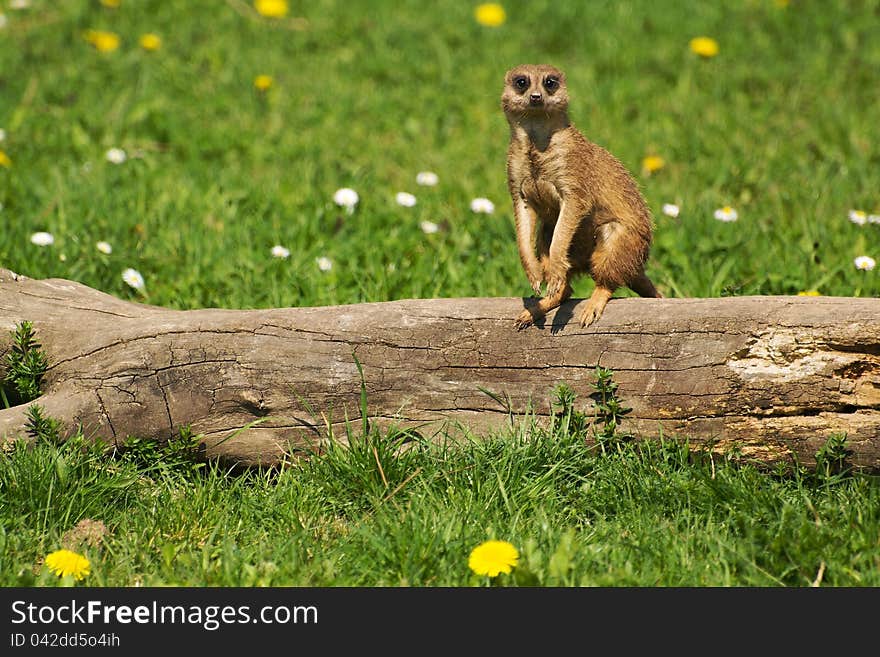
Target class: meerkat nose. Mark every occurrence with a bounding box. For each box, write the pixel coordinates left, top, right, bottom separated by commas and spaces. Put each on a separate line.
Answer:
529, 93, 543, 105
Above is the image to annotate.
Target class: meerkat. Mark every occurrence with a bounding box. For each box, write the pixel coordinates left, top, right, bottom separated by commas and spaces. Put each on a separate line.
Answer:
501, 64, 662, 329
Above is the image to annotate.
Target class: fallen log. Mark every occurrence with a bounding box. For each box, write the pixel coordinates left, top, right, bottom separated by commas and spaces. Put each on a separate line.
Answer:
1, 267, 878, 470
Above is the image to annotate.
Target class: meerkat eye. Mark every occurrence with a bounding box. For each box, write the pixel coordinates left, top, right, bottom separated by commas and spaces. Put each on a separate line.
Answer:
514, 76, 529, 91
544, 77, 559, 91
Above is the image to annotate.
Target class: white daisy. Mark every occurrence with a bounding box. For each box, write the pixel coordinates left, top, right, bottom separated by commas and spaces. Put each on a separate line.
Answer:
105, 147, 127, 165
416, 171, 439, 186
10, 0, 29, 10
848, 209, 867, 226
333, 188, 359, 213
316, 256, 333, 271
0, 128, 6, 142
713, 206, 738, 222
470, 197, 495, 214
30, 231, 54, 246
96, 241, 113, 254
661, 203, 680, 218
271, 245, 290, 259
122, 267, 145, 290
869, 214, 880, 224
395, 192, 417, 207
420, 220, 439, 234
854, 256, 876, 271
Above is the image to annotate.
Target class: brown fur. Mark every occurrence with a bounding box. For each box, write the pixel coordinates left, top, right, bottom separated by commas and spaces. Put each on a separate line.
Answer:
501, 64, 662, 329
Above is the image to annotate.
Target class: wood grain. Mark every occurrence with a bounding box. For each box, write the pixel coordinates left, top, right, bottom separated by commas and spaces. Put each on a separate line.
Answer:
2, 268, 878, 470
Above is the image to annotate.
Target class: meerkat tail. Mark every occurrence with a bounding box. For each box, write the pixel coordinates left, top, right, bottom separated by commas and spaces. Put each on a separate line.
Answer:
629, 273, 662, 298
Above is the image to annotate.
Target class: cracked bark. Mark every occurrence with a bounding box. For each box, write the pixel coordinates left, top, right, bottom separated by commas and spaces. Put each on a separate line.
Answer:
1, 268, 879, 470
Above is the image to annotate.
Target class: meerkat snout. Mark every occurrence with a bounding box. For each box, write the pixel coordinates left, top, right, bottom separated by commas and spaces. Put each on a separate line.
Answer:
529, 92, 543, 105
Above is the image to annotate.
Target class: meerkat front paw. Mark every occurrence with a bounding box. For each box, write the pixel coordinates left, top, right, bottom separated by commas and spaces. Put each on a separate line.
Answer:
525, 263, 544, 295
545, 274, 568, 299
543, 260, 569, 299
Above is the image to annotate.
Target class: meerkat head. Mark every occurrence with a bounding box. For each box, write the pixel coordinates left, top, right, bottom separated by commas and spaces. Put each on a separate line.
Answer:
501, 64, 569, 118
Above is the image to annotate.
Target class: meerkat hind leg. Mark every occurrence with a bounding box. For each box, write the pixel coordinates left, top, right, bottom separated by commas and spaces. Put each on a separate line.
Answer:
515, 282, 573, 330
579, 284, 614, 327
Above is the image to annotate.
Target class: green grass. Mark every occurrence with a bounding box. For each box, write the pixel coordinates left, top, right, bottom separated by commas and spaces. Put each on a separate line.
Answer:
1, 1, 879, 586
1, 0, 878, 305
2, 398, 878, 587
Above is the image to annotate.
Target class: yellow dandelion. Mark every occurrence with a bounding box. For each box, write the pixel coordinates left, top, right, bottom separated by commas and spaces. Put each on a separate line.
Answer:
689, 36, 719, 58
0, 150, 11, 168
139, 33, 161, 51
468, 540, 519, 577
254, 74, 273, 91
254, 0, 288, 18
797, 290, 820, 296
475, 3, 506, 27
84, 29, 120, 53
100, 0, 120, 7
642, 155, 665, 175
44, 549, 91, 581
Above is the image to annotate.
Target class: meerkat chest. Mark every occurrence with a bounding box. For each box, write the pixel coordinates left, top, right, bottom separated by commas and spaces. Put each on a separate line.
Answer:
520, 178, 560, 217
520, 146, 562, 215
